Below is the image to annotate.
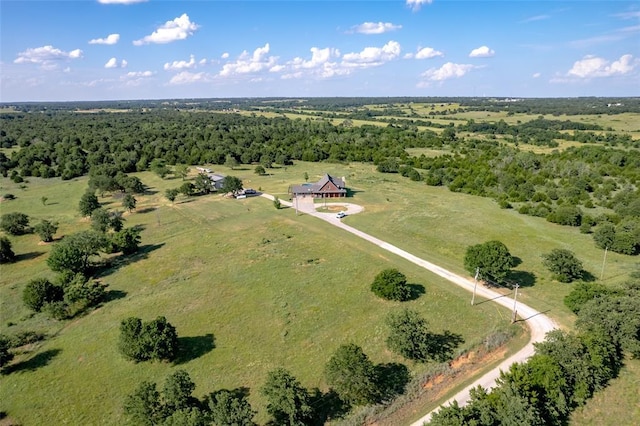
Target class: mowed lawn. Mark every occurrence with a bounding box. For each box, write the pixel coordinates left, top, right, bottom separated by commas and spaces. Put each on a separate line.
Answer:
0, 172, 516, 425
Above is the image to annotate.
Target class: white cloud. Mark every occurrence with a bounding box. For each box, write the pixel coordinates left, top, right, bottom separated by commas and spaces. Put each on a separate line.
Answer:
351, 22, 402, 35
124, 71, 153, 78
97, 0, 148, 4
221, 52, 229, 59
406, 0, 433, 12
342, 40, 401, 68
164, 54, 197, 71
469, 46, 495, 58
89, 33, 120, 45
612, 11, 640, 20
105, 57, 127, 68
199, 58, 207, 65
567, 54, 636, 78
421, 62, 476, 81
533, 72, 541, 78
14, 45, 83, 69
413, 46, 444, 59
521, 15, 550, 23
279, 47, 344, 79
133, 13, 199, 45
219, 43, 279, 77
168, 71, 211, 85
120, 70, 154, 86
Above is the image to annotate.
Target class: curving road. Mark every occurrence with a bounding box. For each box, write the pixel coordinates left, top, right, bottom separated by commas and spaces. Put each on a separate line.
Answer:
260, 194, 557, 425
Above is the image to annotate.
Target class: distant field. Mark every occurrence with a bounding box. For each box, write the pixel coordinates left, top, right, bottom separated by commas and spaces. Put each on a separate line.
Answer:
0, 168, 520, 425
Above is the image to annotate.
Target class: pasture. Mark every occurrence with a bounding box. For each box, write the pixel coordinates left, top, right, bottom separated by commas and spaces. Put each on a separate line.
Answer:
1, 169, 520, 424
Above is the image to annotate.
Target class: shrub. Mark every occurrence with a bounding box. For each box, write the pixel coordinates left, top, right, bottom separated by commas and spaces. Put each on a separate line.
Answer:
542, 249, 584, 283
22, 278, 63, 312
464, 240, 514, 282
0, 212, 30, 235
118, 316, 178, 362
0, 236, 15, 263
371, 269, 411, 301
34, 219, 58, 242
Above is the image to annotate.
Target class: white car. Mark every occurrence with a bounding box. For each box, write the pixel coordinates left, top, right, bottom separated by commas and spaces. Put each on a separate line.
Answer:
336, 211, 347, 219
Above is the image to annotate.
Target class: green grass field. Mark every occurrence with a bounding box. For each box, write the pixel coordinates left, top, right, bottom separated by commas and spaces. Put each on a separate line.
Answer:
1, 146, 638, 423
570, 358, 640, 425
1, 169, 522, 425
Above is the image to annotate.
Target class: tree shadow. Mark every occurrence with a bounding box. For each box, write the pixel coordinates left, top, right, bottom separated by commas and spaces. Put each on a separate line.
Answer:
309, 388, 350, 425
174, 333, 216, 364
95, 243, 165, 278
136, 207, 157, 214
406, 283, 426, 301
506, 270, 537, 287
346, 189, 364, 197
375, 362, 410, 402
15, 251, 45, 262
3, 349, 61, 375
428, 331, 465, 362
581, 270, 597, 282
103, 289, 127, 303
511, 256, 523, 268
143, 189, 158, 196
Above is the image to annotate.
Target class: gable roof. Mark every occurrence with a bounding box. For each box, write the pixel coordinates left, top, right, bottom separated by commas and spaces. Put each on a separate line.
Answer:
291, 173, 346, 195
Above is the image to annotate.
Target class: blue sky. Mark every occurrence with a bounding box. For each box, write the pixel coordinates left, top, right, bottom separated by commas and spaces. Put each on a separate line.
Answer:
1, 0, 638, 101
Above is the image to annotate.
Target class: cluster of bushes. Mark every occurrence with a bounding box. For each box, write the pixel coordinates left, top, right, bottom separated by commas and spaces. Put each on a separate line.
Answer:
22, 274, 107, 320
430, 277, 640, 425
118, 317, 178, 363
124, 369, 256, 426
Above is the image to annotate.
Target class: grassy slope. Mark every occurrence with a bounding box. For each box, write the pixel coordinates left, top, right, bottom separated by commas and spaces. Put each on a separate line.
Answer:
0, 171, 515, 425
570, 358, 640, 425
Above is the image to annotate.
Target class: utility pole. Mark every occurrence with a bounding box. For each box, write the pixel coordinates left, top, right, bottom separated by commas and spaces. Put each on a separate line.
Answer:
600, 246, 608, 279
471, 267, 480, 306
511, 283, 519, 323
294, 194, 298, 215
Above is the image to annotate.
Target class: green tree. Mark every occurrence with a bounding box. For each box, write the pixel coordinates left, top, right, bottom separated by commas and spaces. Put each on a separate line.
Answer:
162, 408, 208, 426
150, 159, 170, 179
41, 196, 48, 206
325, 343, 378, 405
78, 190, 100, 217
46, 230, 106, 275
163, 370, 197, 412
0, 212, 30, 235
221, 176, 243, 195
110, 227, 142, 255
225, 155, 239, 170
385, 308, 431, 361
124, 381, 165, 426
0, 236, 15, 263
273, 196, 281, 210
261, 368, 313, 426
564, 282, 612, 314
22, 278, 63, 312
174, 164, 190, 181
193, 173, 213, 195
63, 276, 107, 315
118, 316, 179, 362
179, 182, 195, 197
166, 188, 180, 202
593, 223, 615, 250
464, 240, 514, 282
208, 389, 256, 426
123, 193, 137, 212
254, 165, 266, 175
303, 172, 309, 182
542, 249, 584, 283
34, 219, 58, 242
91, 208, 112, 233
0, 334, 13, 367
371, 268, 411, 301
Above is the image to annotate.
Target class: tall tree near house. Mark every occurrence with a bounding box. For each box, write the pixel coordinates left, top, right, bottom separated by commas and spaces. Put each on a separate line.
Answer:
122, 193, 137, 212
